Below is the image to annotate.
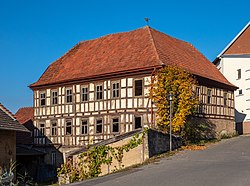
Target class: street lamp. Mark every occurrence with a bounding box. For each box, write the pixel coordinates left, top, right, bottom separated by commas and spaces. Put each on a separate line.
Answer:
168, 93, 173, 152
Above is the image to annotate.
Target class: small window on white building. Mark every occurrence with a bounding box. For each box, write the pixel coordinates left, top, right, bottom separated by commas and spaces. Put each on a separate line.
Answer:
223, 92, 227, 106
112, 118, 119, 133
66, 120, 72, 135
239, 89, 243, 95
39, 123, 45, 136
40, 92, 46, 106
207, 89, 212, 104
237, 69, 241, 79
51, 121, 57, 136
134, 79, 143, 96
66, 88, 73, 103
51, 90, 58, 105
81, 119, 88, 135
134, 116, 142, 129
81, 87, 88, 102
96, 118, 103, 133
96, 84, 103, 100
112, 82, 120, 98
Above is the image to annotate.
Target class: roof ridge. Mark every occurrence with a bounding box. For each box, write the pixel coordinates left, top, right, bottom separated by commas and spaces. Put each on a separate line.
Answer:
0, 103, 16, 121
145, 26, 164, 66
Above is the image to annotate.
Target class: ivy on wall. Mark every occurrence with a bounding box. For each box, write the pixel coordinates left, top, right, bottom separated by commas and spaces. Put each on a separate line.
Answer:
150, 66, 198, 133
57, 130, 147, 184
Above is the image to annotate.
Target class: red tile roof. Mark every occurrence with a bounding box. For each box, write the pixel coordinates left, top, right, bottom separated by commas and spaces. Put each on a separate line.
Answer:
224, 24, 250, 55
15, 107, 34, 125
30, 26, 235, 89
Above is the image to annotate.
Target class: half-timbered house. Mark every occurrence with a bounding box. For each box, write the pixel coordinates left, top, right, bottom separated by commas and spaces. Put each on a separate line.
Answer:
29, 26, 237, 155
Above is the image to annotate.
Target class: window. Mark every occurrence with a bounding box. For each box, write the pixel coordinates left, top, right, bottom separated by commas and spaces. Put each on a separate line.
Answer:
239, 89, 243, 95
52, 90, 58, 105
135, 116, 142, 129
223, 92, 227, 106
39, 123, 45, 136
66, 89, 73, 103
112, 118, 119, 133
81, 119, 88, 135
82, 87, 88, 102
96, 85, 103, 100
51, 152, 56, 166
207, 89, 212, 104
96, 118, 103, 133
51, 121, 57, 136
237, 69, 241, 79
112, 82, 120, 98
196, 87, 200, 96
134, 79, 143, 96
66, 120, 72, 135
40, 92, 46, 106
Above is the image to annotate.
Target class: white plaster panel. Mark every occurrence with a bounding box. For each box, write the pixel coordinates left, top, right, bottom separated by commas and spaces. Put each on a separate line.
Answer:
104, 81, 107, 89
76, 104, 80, 112
46, 98, 50, 106
104, 91, 107, 100
111, 100, 115, 109
139, 98, 143, 107
144, 76, 151, 85
46, 107, 50, 115
59, 106, 61, 114
100, 102, 103, 110
108, 101, 110, 110
128, 88, 132, 97
62, 96, 65, 104
121, 89, 126, 98
46, 89, 50, 97
95, 102, 99, 111
59, 87, 61, 95
89, 83, 94, 91
103, 101, 106, 110
89, 93, 94, 101
108, 90, 111, 99
51, 108, 54, 115
127, 99, 133, 108
89, 103, 94, 111
76, 94, 80, 102
116, 100, 120, 109
121, 78, 126, 88
144, 87, 150, 96
128, 78, 133, 86
85, 103, 88, 112
76, 85, 80, 93
108, 80, 110, 87
121, 99, 126, 108
134, 99, 137, 108
69, 105, 73, 113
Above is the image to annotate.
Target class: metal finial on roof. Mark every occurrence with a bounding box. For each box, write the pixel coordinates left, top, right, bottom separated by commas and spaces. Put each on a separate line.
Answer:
144, 18, 150, 26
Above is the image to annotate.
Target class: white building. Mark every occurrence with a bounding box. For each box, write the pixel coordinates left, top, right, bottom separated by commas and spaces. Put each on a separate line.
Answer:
214, 22, 250, 134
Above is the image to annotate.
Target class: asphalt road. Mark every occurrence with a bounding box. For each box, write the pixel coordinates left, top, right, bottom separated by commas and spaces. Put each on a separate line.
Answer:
69, 135, 250, 186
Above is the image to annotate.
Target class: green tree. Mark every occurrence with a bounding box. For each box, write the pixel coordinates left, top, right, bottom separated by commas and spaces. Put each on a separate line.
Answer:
150, 66, 198, 133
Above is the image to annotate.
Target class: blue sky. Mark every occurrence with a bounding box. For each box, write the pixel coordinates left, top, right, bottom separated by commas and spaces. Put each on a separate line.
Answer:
0, 0, 249, 113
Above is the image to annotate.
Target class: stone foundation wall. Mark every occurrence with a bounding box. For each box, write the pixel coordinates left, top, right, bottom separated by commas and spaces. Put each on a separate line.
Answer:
188, 117, 236, 138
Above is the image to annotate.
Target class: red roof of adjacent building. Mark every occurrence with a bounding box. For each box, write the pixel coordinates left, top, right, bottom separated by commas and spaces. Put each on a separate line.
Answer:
30, 26, 236, 89
0, 103, 29, 132
15, 107, 34, 125
224, 23, 250, 55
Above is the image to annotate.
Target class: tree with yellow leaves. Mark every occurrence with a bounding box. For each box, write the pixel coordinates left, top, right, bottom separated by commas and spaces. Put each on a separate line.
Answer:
150, 66, 198, 134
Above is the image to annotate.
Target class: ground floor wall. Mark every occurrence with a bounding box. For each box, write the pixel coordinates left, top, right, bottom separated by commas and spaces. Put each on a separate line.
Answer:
236, 121, 250, 135
0, 130, 16, 174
